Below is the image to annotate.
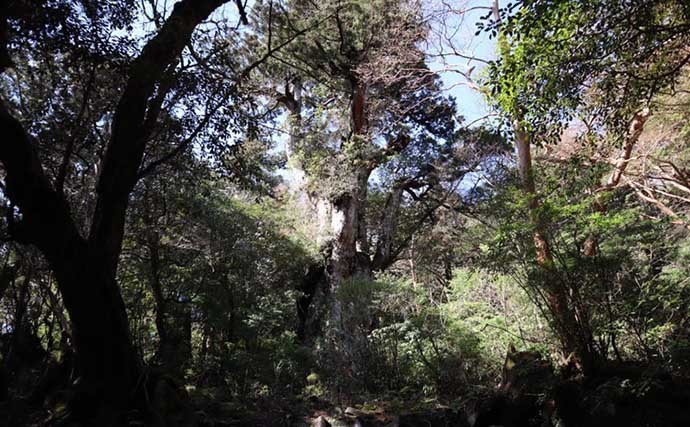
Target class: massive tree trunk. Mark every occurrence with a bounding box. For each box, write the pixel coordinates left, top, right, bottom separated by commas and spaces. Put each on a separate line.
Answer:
319, 79, 376, 379
372, 185, 404, 271
324, 178, 371, 375
51, 250, 141, 417
326, 79, 371, 299
327, 188, 363, 317
278, 79, 330, 343
285, 75, 377, 350
1, 102, 136, 416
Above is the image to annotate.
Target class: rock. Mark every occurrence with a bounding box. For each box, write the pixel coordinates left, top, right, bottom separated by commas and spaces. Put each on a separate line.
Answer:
474, 347, 556, 427
312, 415, 331, 427
499, 346, 554, 398
148, 374, 197, 427
344, 407, 363, 417
399, 409, 469, 427
472, 393, 537, 427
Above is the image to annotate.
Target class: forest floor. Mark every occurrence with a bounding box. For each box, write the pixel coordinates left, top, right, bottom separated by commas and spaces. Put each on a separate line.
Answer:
4, 356, 690, 426
184, 361, 690, 427
190, 392, 467, 426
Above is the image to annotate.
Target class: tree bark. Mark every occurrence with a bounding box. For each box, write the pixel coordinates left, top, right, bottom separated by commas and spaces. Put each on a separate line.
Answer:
325, 187, 369, 374
514, 125, 552, 265
514, 123, 595, 373
318, 77, 376, 380
51, 251, 141, 418
372, 185, 404, 271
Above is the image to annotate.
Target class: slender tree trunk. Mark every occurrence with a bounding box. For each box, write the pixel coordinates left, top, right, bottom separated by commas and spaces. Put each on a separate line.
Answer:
515, 124, 595, 372
143, 200, 191, 378
42, 277, 72, 354
514, 126, 552, 265
493, 0, 595, 372
583, 108, 651, 256
146, 226, 169, 362
6, 266, 36, 370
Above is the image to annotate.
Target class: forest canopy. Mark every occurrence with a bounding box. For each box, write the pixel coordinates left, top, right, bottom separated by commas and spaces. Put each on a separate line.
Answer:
0, 0, 689, 426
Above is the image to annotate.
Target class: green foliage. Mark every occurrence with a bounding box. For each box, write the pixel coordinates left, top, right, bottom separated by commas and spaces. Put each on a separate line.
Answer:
119, 180, 316, 395
444, 270, 551, 364
474, 149, 690, 369
486, 0, 690, 143
313, 273, 512, 397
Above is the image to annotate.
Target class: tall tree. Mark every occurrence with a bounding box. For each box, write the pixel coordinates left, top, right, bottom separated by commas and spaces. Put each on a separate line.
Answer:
484, 0, 690, 371
252, 0, 501, 379
0, 0, 241, 419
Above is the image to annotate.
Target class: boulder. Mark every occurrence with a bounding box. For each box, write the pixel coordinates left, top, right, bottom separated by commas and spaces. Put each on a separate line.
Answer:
474, 346, 556, 427
312, 415, 331, 427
